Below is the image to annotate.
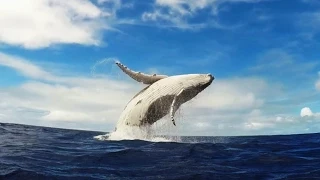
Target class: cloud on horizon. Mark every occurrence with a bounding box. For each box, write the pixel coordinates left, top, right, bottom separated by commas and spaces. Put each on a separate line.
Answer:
0, 52, 139, 131
1, 51, 320, 136
0, 52, 280, 135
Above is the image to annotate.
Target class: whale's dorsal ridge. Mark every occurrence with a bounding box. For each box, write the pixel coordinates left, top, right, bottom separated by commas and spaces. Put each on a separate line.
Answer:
115, 61, 168, 85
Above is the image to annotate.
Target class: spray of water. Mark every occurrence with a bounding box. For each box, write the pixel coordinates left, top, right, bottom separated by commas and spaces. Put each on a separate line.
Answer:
90, 58, 122, 79
96, 97, 188, 142
94, 120, 182, 142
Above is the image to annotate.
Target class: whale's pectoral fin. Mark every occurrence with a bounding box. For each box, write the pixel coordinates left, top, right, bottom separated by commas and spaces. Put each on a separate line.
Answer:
115, 61, 168, 85
170, 89, 184, 126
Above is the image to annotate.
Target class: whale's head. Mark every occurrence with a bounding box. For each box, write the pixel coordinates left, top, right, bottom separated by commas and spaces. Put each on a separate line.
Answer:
193, 73, 214, 90
178, 73, 214, 90
171, 73, 214, 101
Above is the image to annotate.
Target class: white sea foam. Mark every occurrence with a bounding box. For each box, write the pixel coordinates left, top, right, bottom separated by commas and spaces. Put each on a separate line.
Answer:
94, 125, 181, 142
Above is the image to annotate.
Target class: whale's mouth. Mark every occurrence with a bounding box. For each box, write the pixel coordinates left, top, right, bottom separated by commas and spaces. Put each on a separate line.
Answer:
199, 74, 214, 90
207, 73, 214, 81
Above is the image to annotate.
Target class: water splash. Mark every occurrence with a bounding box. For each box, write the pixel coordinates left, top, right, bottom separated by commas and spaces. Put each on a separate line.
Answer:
94, 123, 182, 142
90, 58, 120, 78
94, 102, 186, 143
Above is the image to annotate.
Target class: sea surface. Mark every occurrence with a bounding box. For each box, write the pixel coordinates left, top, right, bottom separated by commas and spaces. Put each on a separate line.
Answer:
1, 123, 320, 180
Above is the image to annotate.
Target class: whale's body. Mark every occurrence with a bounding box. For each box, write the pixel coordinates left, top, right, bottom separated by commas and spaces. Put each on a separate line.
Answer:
115, 61, 214, 129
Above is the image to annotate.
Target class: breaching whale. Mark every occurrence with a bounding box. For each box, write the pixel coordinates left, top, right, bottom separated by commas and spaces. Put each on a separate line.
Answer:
115, 61, 214, 129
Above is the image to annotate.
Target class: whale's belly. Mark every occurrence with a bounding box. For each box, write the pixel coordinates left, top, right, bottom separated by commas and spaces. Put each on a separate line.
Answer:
116, 77, 186, 127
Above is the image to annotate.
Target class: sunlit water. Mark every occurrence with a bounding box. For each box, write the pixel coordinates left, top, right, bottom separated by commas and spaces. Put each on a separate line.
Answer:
1, 122, 320, 180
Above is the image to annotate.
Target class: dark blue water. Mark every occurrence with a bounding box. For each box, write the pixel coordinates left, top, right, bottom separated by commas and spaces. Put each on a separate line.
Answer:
1, 123, 320, 180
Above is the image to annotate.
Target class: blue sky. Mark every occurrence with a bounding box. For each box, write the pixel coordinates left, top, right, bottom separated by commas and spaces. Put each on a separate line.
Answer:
0, 0, 320, 136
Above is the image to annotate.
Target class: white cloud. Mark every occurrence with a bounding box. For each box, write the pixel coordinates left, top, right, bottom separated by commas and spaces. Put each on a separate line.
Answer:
0, 52, 55, 80
301, 107, 313, 117
300, 107, 320, 119
2, 52, 320, 136
191, 78, 267, 111
0, 52, 139, 131
142, 0, 266, 29
0, 0, 119, 49
246, 113, 272, 127
244, 121, 274, 130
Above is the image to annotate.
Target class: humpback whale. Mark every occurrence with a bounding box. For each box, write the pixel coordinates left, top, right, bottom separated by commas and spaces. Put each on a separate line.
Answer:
115, 61, 214, 129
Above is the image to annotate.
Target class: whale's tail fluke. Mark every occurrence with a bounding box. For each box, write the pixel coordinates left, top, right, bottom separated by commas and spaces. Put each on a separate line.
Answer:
115, 61, 168, 85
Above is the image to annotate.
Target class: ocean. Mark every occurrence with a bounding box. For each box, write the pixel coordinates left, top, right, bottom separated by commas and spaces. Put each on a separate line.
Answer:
1, 122, 320, 180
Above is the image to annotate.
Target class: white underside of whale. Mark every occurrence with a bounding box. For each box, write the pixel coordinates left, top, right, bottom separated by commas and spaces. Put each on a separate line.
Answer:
116, 74, 202, 127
